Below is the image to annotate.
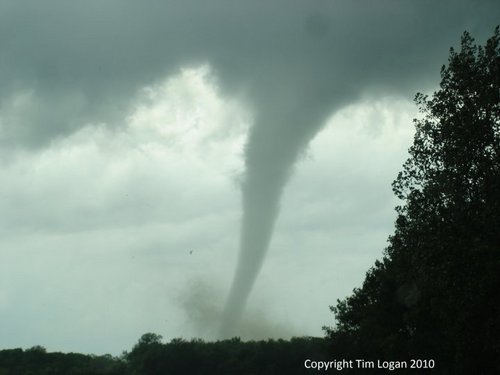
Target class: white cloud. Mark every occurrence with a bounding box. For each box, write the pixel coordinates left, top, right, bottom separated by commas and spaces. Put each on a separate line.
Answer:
0, 66, 247, 233
0, 66, 247, 354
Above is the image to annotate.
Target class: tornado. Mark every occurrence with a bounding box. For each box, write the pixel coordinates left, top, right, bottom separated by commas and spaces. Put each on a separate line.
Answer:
219, 94, 345, 337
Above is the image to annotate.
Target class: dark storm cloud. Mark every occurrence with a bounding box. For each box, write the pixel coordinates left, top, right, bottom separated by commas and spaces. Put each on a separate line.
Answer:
1, 0, 498, 338
1, 0, 497, 147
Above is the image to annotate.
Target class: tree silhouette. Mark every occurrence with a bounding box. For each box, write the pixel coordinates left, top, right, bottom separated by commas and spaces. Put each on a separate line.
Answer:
325, 26, 500, 374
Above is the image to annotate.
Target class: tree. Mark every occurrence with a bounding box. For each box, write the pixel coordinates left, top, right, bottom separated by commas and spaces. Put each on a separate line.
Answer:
126, 333, 165, 374
325, 26, 500, 374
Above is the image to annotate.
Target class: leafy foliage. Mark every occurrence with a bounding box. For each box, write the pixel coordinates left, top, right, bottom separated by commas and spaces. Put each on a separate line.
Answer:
124, 335, 327, 375
0, 347, 126, 375
0, 336, 327, 375
325, 27, 500, 374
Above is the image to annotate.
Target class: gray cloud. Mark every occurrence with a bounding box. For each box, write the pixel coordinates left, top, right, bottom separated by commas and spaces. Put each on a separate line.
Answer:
1, 0, 497, 148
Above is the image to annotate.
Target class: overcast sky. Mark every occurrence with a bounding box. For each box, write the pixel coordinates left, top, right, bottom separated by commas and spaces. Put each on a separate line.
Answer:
1, 0, 499, 355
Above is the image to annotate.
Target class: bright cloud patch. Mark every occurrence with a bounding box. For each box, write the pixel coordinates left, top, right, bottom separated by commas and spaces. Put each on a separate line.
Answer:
1, 66, 247, 233
0, 67, 248, 354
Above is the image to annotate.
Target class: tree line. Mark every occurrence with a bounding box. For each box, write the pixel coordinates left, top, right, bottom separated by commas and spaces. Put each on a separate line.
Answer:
0, 336, 327, 375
